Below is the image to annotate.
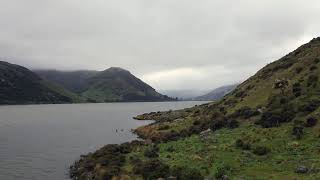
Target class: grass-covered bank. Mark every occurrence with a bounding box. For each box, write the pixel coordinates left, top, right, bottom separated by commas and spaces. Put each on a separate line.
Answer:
70, 38, 320, 179
70, 116, 320, 179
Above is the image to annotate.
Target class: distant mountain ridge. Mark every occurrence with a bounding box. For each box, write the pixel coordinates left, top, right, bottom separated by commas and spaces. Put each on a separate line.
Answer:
159, 89, 210, 100
193, 84, 238, 101
35, 67, 173, 102
0, 61, 81, 104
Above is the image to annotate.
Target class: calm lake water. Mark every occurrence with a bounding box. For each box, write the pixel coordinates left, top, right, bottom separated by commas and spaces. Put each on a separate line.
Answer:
0, 101, 207, 180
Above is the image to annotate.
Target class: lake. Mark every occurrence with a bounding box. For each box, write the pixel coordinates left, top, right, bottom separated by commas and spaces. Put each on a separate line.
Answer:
0, 101, 207, 180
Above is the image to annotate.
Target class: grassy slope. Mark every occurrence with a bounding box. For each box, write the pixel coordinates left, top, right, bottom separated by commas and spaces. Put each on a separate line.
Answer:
70, 38, 320, 179
81, 68, 172, 102
125, 117, 320, 179
41, 80, 85, 103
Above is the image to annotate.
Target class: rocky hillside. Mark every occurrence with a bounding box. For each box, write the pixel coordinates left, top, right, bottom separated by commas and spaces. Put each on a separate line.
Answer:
36, 67, 173, 102
193, 84, 238, 101
70, 38, 320, 179
0, 61, 81, 104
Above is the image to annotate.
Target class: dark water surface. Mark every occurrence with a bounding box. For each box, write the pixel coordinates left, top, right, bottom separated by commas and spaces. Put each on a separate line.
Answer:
0, 101, 207, 180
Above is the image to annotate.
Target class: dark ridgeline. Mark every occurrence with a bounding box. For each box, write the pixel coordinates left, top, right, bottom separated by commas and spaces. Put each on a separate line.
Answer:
0, 62, 173, 105
0, 61, 78, 104
35, 67, 173, 103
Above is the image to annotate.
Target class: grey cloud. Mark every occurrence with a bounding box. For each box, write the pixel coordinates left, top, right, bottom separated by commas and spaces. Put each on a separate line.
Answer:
0, 0, 319, 90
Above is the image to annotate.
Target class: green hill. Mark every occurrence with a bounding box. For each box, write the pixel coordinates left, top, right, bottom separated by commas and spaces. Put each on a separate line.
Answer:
70, 37, 320, 179
82, 67, 173, 102
36, 67, 173, 102
0, 61, 81, 104
35, 70, 98, 93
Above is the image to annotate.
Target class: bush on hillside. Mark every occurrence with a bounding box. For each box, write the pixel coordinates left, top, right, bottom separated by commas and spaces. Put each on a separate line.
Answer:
310, 65, 318, 71
144, 145, 159, 158
158, 124, 170, 130
230, 106, 260, 119
214, 163, 231, 179
210, 117, 228, 131
170, 166, 203, 180
307, 75, 318, 87
97, 166, 121, 180
292, 82, 302, 97
295, 67, 303, 74
299, 99, 320, 113
305, 117, 318, 127
133, 159, 170, 179
235, 91, 246, 98
292, 126, 304, 140
193, 120, 201, 125
258, 107, 295, 128
253, 146, 270, 156
235, 139, 251, 150
226, 119, 239, 129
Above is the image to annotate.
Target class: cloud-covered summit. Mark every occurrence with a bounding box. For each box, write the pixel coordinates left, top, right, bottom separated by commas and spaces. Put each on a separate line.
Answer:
1, 0, 319, 90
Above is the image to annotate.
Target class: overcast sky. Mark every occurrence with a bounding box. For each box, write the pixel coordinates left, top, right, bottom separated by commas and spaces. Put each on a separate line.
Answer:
0, 0, 319, 90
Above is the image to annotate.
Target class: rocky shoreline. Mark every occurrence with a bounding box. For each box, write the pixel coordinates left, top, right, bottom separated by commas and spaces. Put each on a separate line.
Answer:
69, 106, 204, 180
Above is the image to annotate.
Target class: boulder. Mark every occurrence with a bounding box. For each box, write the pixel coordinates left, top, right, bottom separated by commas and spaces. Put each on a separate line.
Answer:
295, 166, 308, 174
167, 176, 177, 180
200, 129, 212, 139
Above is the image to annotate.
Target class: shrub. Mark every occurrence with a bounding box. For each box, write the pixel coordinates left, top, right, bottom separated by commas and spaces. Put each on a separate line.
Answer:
193, 120, 201, 125
226, 119, 239, 129
314, 58, 320, 64
258, 107, 295, 128
170, 166, 203, 180
144, 145, 159, 158
299, 99, 320, 113
280, 97, 288, 104
235, 91, 246, 98
161, 130, 180, 142
129, 156, 142, 165
210, 117, 227, 131
292, 126, 304, 139
295, 67, 303, 74
230, 106, 260, 119
219, 107, 226, 113
133, 159, 170, 179
235, 139, 244, 148
294, 92, 302, 97
258, 111, 281, 128
307, 75, 318, 87
119, 142, 134, 153
292, 83, 301, 96
305, 117, 318, 127
253, 146, 270, 156
158, 125, 170, 130
235, 139, 251, 150
97, 166, 121, 180
214, 164, 231, 179
310, 65, 317, 71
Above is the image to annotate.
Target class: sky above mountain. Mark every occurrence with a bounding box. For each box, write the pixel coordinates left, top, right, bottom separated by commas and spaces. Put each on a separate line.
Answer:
0, 0, 319, 90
